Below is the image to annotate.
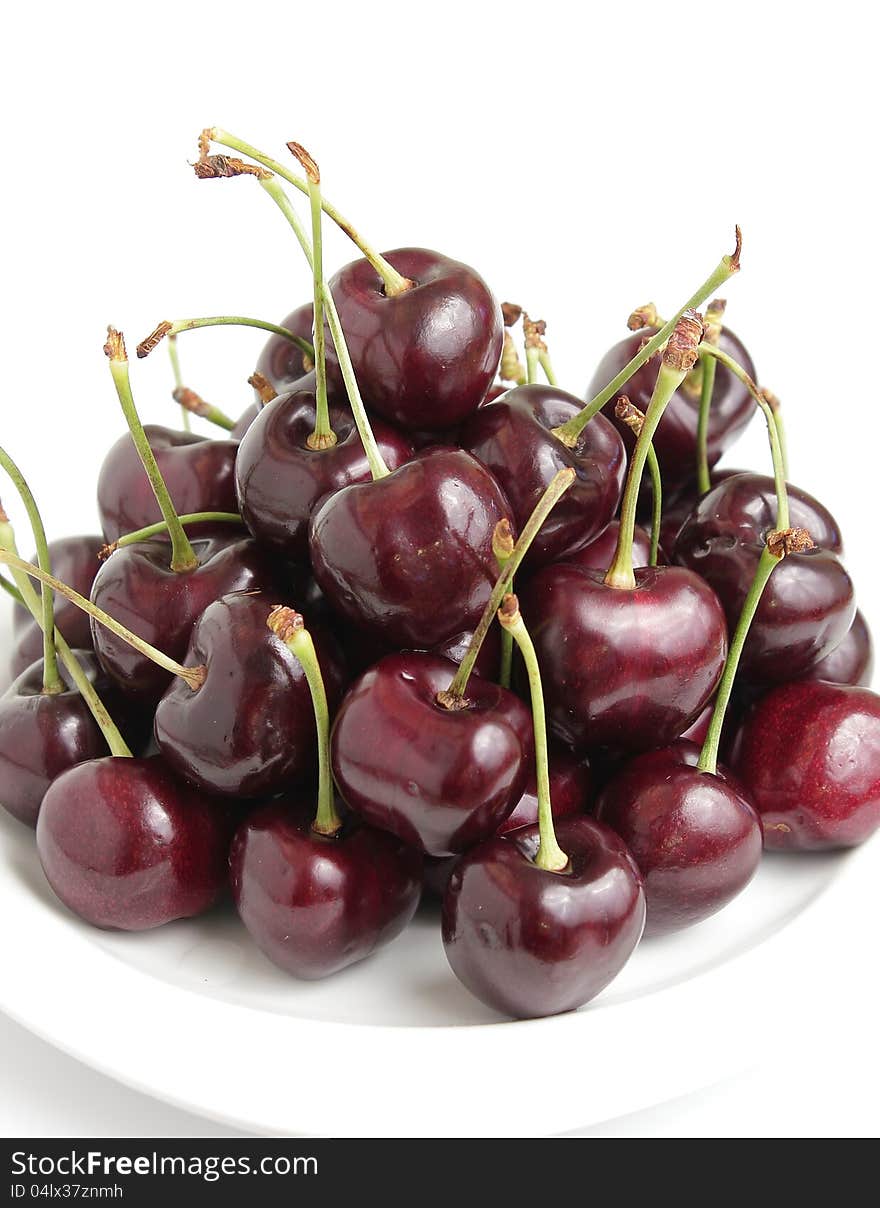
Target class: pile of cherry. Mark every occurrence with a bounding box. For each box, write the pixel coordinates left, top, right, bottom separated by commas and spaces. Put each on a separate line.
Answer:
1, 130, 878, 1022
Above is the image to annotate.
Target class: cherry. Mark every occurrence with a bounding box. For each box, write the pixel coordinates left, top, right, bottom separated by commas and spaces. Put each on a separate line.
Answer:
0, 652, 110, 827
730, 680, 880, 850
10, 535, 103, 679
564, 520, 659, 573
328, 248, 502, 431
230, 607, 422, 978
253, 301, 320, 393
459, 384, 626, 566
154, 592, 345, 799
675, 472, 853, 682
799, 609, 873, 687
97, 426, 238, 543
36, 755, 234, 930
235, 374, 412, 560
310, 447, 511, 648
595, 740, 762, 936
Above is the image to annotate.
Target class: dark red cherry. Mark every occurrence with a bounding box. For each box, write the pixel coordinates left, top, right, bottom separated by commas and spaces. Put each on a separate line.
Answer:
589, 325, 757, 487
235, 375, 413, 560
521, 563, 727, 752
10, 535, 103, 680
90, 528, 278, 705
423, 749, 591, 896
564, 520, 659, 573
675, 473, 853, 682
330, 653, 533, 857
730, 680, 880, 850
798, 609, 873, 687
97, 425, 238, 543
230, 798, 422, 979
0, 653, 110, 827
459, 385, 626, 567
309, 448, 511, 649
430, 625, 502, 681
254, 302, 326, 394
654, 469, 745, 554
596, 739, 763, 936
36, 755, 234, 930
442, 815, 645, 1019
329, 248, 502, 429
154, 593, 345, 798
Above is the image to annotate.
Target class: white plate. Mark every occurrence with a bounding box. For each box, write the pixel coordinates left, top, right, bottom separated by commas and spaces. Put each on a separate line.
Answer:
1, 606, 878, 1137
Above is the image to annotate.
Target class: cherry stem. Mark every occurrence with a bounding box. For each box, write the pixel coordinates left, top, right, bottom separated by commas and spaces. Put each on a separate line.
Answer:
0, 517, 131, 756
500, 331, 527, 386
523, 315, 552, 387
267, 606, 341, 837
104, 329, 199, 572
695, 298, 726, 494
614, 398, 662, 568
288, 143, 336, 452
493, 520, 515, 689
605, 311, 704, 590
0, 449, 63, 694
249, 372, 278, 408
104, 512, 244, 555
698, 343, 789, 530
440, 468, 575, 704
172, 386, 236, 432
137, 316, 314, 362
498, 595, 568, 873
167, 334, 191, 432
0, 572, 24, 605
551, 228, 742, 447
203, 129, 413, 297
0, 550, 206, 693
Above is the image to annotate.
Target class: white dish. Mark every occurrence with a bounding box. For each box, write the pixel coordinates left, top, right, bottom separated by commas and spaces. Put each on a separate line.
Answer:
1, 607, 878, 1137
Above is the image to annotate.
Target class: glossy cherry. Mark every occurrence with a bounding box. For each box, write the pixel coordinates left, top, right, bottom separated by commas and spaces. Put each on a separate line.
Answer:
0, 652, 110, 827
230, 798, 422, 979
36, 755, 234, 930
97, 425, 239, 543
675, 473, 854, 682
596, 739, 763, 936
442, 815, 645, 1018
799, 609, 873, 687
309, 448, 511, 649
90, 527, 278, 704
730, 680, 880, 849
521, 562, 727, 752
330, 652, 533, 856
235, 374, 413, 560
589, 323, 757, 487
564, 520, 658, 573
329, 248, 502, 430
253, 301, 328, 394
10, 535, 103, 679
459, 385, 626, 567
154, 593, 346, 798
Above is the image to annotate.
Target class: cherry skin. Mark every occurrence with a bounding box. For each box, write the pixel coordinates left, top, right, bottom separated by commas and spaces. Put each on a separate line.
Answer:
230, 798, 423, 979
97, 425, 238, 543
588, 324, 757, 488
798, 609, 873, 687
309, 447, 511, 649
459, 385, 626, 567
655, 468, 745, 555
329, 248, 502, 430
235, 374, 413, 560
10, 535, 103, 680
595, 739, 763, 937
330, 653, 533, 857
674, 473, 854, 683
36, 755, 234, 930
423, 749, 591, 896
253, 301, 330, 395
730, 680, 880, 850
564, 520, 659, 573
154, 593, 346, 799
0, 653, 110, 828
442, 815, 645, 1019
90, 527, 279, 705
521, 563, 727, 752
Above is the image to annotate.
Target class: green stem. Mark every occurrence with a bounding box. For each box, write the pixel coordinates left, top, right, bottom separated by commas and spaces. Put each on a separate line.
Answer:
109, 512, 244, 551
0, 572, 24, 605
206, 129, 413, 297
493, 522, 515, 690
773, 405, 789, 481
698, 343, 789, 530
499, 598, 567, 872
138, 316, 313, 362
646, 444, 662, 567
172, 387, 237, 432
525, 346, 540, 384
605, 363, 688, 589
167, 334, 191, 431
0, 550, 206, 693
105, 330, 199, 573
0, 449, 63, 694
267, 607, 341, 836
440, 468, 575, 703
695, 352, 717, 495
551, 230, 742, 447
538, 350, 558, 387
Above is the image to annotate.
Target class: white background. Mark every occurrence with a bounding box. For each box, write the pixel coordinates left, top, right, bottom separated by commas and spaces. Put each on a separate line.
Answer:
1, 0, 878, 1137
